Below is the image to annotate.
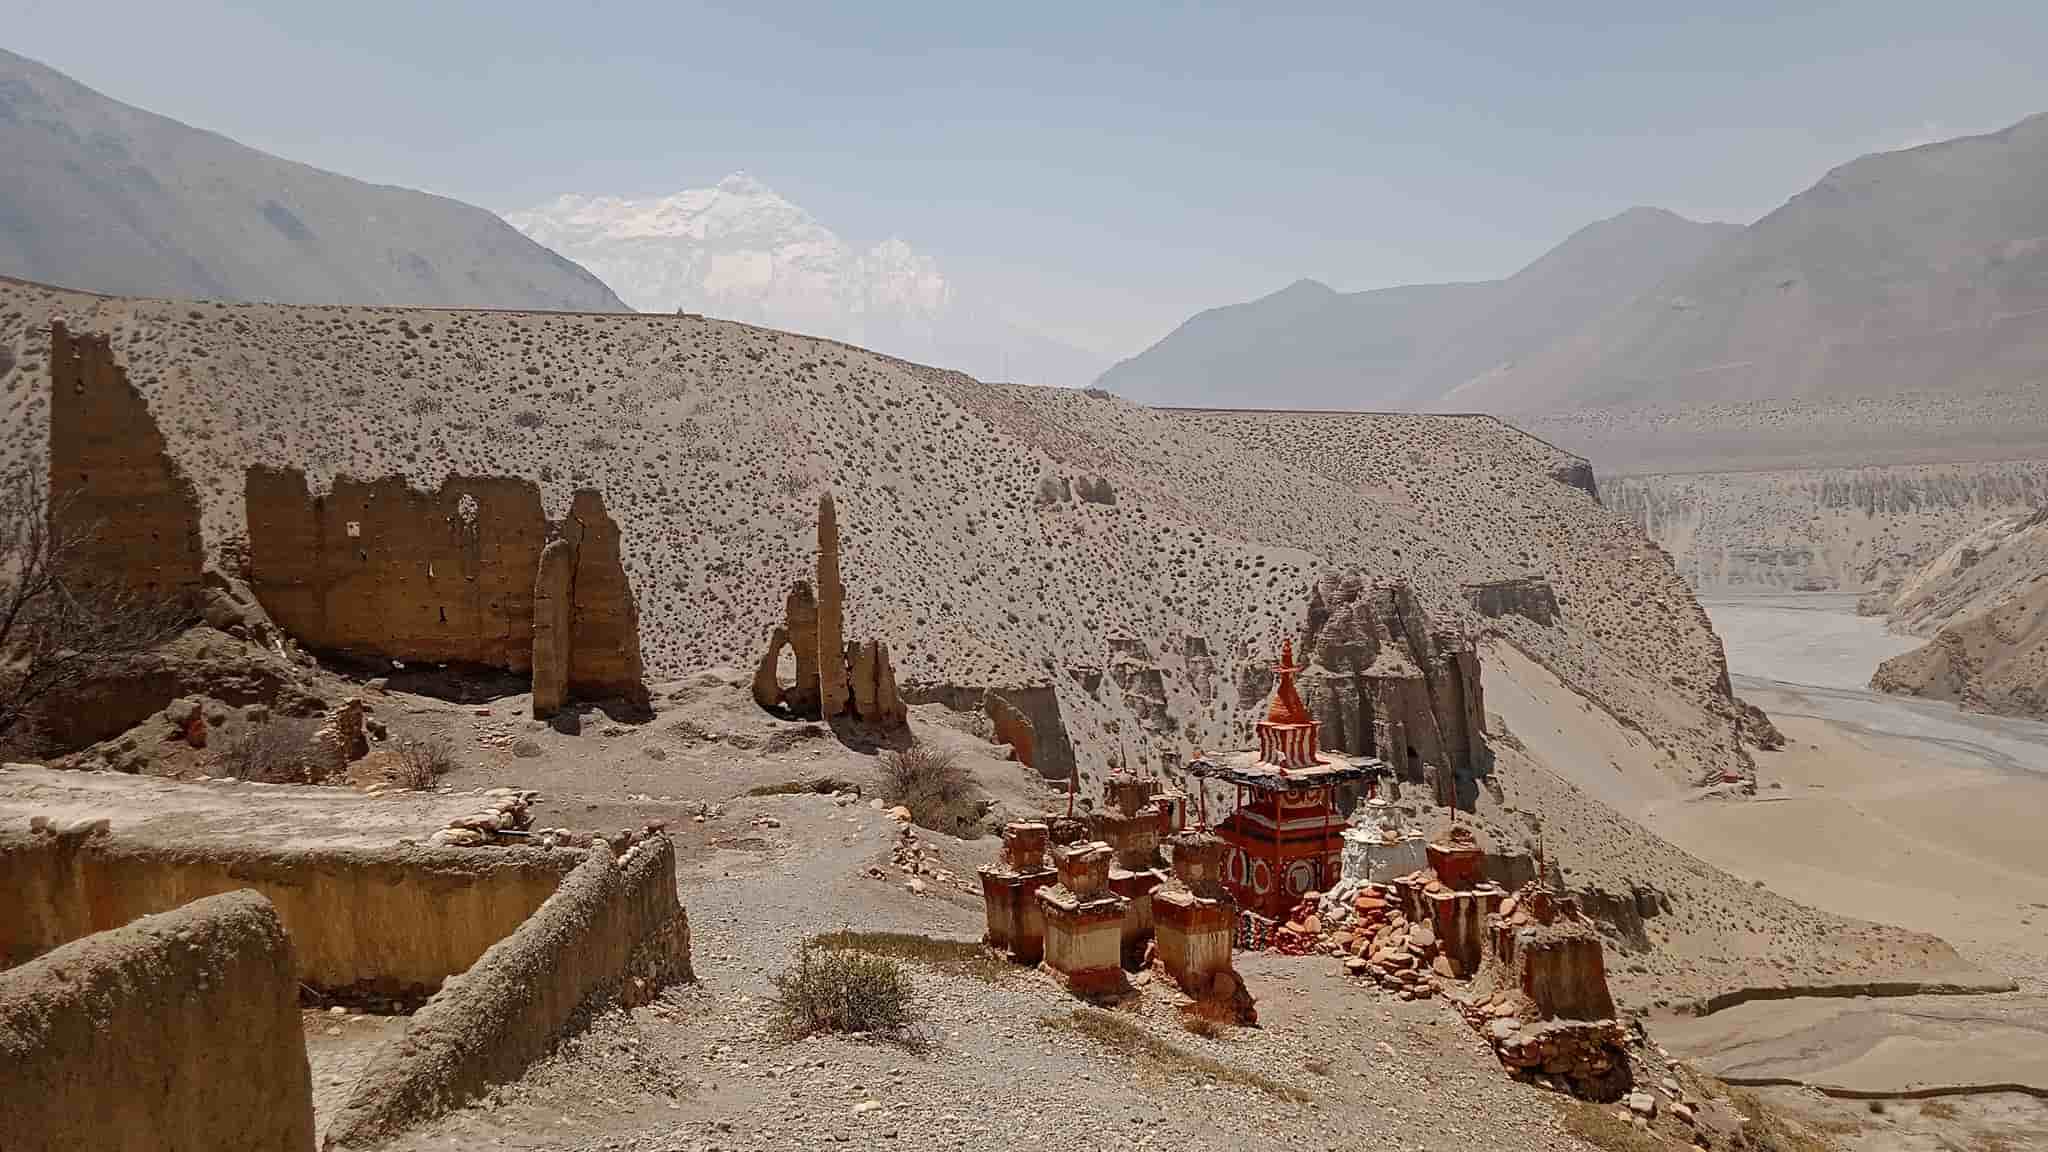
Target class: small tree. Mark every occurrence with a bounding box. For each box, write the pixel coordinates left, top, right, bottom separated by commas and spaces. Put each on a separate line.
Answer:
878, 744, 979, 837
0, 469, 188, 754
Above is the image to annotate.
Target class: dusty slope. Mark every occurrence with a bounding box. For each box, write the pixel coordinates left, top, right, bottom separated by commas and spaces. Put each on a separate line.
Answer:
0, 276, 1754, 796
1873, 510, 2048, 717
0, 49, 624, 312
1095, 207, 1731, 409
1457, 112, 2048, 412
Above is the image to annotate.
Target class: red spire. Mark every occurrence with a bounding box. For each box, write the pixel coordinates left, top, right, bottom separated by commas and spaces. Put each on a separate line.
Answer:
1265, 638, 1313, 726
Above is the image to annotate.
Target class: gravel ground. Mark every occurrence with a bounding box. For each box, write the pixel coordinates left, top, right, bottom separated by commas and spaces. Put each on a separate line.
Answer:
383, 789, 1598, 1151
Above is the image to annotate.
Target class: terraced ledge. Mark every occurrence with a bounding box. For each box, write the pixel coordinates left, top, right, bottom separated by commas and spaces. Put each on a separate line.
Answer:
1681, 976, 2019, 1018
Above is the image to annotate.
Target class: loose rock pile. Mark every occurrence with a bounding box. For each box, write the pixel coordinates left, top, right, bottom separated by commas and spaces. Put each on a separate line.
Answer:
885, 817, 967, 895
429, 788, 538, 846
1272, 876, 1455, 999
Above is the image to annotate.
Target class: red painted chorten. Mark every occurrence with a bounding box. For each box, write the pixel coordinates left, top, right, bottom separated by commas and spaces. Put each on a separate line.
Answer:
1210, 640, 1360, 920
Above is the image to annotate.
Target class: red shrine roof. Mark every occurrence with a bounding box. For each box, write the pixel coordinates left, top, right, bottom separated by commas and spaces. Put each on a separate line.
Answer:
1263, 639, 1314, 727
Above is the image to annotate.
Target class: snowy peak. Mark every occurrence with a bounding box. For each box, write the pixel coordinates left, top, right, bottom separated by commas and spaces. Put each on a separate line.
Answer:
504, 174, 1099, 384
504, 172, 944, 331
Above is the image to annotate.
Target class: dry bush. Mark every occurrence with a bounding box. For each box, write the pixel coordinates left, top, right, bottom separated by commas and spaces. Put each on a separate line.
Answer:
217, 719, 322, 783
0, 470, 188, 755
772, 938, 921, 1043
877, 744, 979, 837
391, 736, 454, 790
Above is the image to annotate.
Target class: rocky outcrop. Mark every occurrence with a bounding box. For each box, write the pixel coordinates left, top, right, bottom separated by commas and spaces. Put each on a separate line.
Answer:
1463, 577, 1560, 626
46, 320, 205, 604
1293, 574, 1487, 804
1871, 508, 2048, 718
1548, 461, 1600, 503
245, 467, 645, 713
900, 682, 1077, 781
755, 494, 905, 729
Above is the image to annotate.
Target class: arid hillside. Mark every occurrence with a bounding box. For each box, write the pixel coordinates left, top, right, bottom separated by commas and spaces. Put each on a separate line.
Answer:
1872, 509, 2048, 717
0, 277, 1754, 790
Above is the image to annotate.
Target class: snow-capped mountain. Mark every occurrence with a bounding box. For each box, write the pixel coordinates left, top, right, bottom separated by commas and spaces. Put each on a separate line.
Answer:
506, 173, 1100, 385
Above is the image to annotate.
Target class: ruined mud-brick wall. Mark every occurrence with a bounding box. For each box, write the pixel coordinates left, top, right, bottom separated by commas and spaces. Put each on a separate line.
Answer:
247, 466, 546, 670
323, 837, 691, 1149
0, 889, 315, 1152
2, 825, 580, 999
246, 466, 645, 705
46, 320, 205, 602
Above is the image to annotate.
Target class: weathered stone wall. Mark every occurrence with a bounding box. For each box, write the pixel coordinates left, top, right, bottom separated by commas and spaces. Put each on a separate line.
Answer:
246, 466, 645, 708
0, 889, 315, 1152
46, 320, 205, 602
2, 826, 578, 1000
322, 837, 691, 1149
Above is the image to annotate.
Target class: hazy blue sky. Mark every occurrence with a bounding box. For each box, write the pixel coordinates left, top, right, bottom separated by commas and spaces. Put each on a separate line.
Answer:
7, 1, 2047, 356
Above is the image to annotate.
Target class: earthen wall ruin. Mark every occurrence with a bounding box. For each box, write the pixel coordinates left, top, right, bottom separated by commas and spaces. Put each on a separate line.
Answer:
45, 320, 205, 603
0, 889, 315, 1152
245, 466, 646, 711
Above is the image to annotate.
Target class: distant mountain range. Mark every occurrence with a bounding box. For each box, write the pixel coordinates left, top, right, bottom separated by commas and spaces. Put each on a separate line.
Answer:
508, 175, 1107, 387
0, 48, 624, 312
1097, 207, 1734, 409
1105, 113, 2048, 414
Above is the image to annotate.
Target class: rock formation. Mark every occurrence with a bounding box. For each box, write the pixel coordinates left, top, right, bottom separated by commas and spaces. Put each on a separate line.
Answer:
1871, 508, 2048, 717
1462, 576, 1559, 627
45, 320, 204, 605
753, 494, 905, 728
1288, 573, 1487, 805
243, 466, 646, 715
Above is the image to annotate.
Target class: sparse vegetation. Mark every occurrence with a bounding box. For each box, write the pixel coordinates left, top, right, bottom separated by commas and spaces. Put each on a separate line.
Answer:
1036, 1008, 1311, 1103
217, 719, 323, 783
806, 929, 1007, 984
0, 470, 189, 755
391, 736, 454, 789
877, 744, 978, 836
771, 936, 922, 1043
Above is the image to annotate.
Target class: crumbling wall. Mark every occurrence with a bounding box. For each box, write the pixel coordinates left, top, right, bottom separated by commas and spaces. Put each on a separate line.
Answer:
246, 466, 546, 670
2, 827, 578, 1001
0, 889, 315, 1152
246, 467, 646, 709
562, 489, 648, 708
45, 320, 205, 603
322, 837, 692, 1149
756, 493, 906, 728
531, 539, 575, 717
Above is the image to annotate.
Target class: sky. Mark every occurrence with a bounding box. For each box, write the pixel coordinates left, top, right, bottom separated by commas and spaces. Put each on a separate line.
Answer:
7, 0, 2047, 359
